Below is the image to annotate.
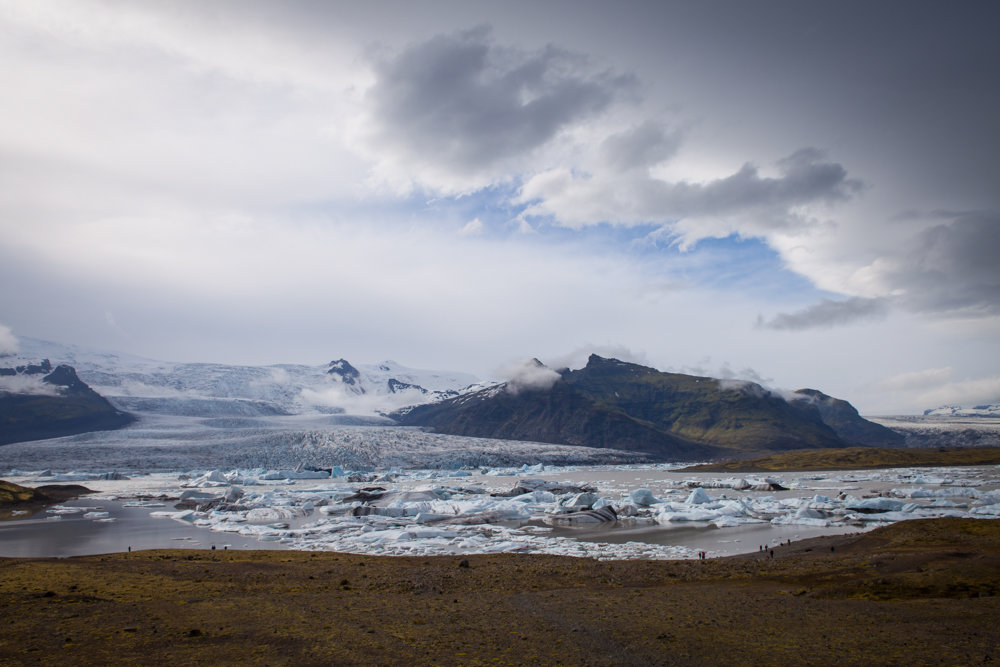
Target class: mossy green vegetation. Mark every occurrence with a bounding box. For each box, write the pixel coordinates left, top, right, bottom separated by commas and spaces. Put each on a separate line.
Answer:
0, 519, 997, 665
682, 445, 1000, 472
0, 480, 43, 505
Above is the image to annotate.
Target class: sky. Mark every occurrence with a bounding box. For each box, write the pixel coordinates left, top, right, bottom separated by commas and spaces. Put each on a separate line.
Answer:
0, 0, 998, 414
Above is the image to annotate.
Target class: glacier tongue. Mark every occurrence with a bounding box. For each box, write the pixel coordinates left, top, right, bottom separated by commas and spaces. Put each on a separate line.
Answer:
11, 336, 489, 417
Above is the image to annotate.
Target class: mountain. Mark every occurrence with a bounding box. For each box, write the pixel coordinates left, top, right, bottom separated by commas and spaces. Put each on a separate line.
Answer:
788, 388, 904, 446
393, 355, 898, 460
0, 360, 135, 445
6, 338, 483, 418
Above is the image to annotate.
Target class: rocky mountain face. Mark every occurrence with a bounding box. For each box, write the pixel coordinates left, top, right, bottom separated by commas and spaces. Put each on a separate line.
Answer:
393, 355, 900, 461
0, 361, 135, 445
789, 388, 904, 447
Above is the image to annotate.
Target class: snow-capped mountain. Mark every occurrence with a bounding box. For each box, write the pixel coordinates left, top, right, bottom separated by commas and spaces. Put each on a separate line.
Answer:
7, 338, 488, 418
923, 404, 1000, 417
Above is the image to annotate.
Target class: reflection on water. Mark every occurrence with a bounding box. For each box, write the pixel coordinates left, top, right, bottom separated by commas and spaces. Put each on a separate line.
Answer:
543, 520, 864, 556
0, 499, 287, 558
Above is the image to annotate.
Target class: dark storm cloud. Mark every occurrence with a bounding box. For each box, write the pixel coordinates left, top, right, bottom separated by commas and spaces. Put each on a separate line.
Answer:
758, 297, 890, 331
664, 148, 859, 221
599, 121, 682, 172
890, 213, 1000, 316
364, 26, 635, 175
519, 147, 861, 232
760, 213, 1000, 330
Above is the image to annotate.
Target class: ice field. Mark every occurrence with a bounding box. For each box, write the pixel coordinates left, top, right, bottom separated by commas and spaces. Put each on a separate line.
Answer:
4, 452, 999, 560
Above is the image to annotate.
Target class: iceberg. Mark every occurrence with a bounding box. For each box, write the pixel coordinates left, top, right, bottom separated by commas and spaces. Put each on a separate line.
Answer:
686, 488, 712, 505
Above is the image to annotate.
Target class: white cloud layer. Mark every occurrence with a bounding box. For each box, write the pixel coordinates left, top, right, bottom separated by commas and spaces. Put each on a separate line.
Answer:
0, 2, 997, 414
0, 374, 60, 396
499, 358, 562, 394
0, 324, 18, 356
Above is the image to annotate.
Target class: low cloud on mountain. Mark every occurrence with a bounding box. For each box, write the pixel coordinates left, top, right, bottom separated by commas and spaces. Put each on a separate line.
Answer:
0, 324, 18, 356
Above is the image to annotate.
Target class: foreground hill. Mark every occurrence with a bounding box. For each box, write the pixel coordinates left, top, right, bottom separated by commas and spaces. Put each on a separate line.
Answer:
1, 518, 996, 665
0, 361, 134, 445
394, 355, 901, 460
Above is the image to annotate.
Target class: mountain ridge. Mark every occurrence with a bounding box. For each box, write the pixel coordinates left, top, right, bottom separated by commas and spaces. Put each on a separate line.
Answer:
6, 337, 485, 418
393, 354, 902, 460
0, 361, 135, 445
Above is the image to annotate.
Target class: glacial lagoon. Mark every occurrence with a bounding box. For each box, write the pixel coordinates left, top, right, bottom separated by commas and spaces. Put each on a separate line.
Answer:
4, 463, 999, 560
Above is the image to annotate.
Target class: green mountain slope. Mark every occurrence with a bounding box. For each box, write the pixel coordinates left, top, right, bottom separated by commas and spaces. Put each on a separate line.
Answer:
394, 355, 894, 460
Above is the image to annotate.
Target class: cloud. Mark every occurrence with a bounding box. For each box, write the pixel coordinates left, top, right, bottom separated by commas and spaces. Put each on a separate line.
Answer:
0, 324, 18, 356
499, 358, 562, 394
517, 148, 861, 238
914, 375, 1000, 410
855, 367, 1000, 413
758, 296, 890, 331
599, 121, 682, 172
356, 26, 635, 192
864, 367, 956, 393
867, 213, 1000, 317
459, 217, 486, 237
298, 384, 429, 416
0, 374, 60, 396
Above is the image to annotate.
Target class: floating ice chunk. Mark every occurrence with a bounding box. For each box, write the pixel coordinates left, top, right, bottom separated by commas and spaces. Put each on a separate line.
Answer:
629, 489, 659, 507
657, 508, 721, 522
83, 511, 110, 519
711, 516, 743, 528
510, 490, 557, 504
150, 510, 197, 522
245, 507, 305, 523
199, 470, 230, 485
845, 498, 907, 512
771, 513, 829, 527
896, 487, 981, 499
686, 488, 711, 505
45, 472, 95, 482
259, 469, 330, 480
46, 505, 83, 515
562, 492, 600, 508
807, 495, 837, 510
796, 506, 826, 520
413, 512, 455, 524
179, 490, 224, 502
544, 506, 617, 526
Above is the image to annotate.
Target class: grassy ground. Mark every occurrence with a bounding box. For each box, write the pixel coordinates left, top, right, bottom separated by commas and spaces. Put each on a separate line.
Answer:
1, 518, 997, 665
682, 445, 1000, 473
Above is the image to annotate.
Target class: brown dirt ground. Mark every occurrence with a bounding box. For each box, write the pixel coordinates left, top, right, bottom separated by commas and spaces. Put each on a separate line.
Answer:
1, 518, 998, 666
681, 446, 1000, 473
